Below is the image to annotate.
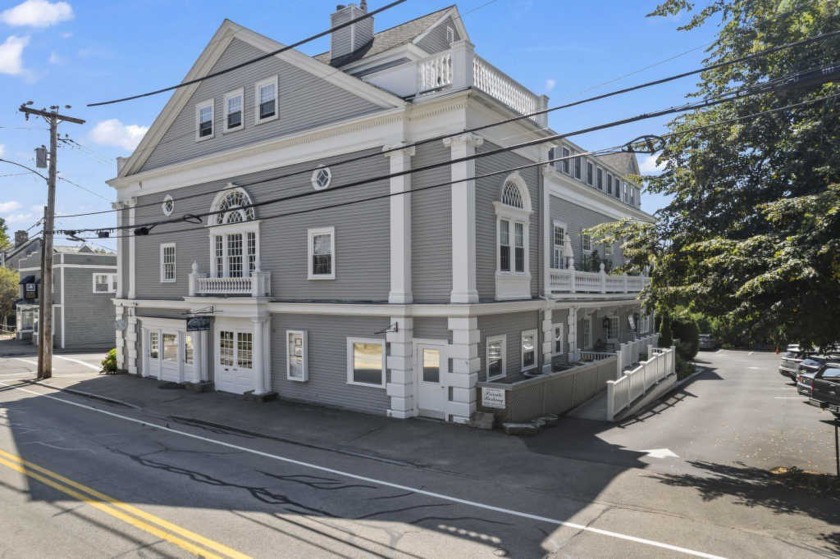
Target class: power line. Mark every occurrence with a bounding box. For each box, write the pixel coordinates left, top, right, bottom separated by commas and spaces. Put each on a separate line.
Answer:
64, 89, 840, 240
87, 0, 408, 107
59, 28, 840, 221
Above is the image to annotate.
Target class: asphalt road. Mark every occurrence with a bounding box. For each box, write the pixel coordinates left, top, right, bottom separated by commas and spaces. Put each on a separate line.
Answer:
0, 348, 836, 558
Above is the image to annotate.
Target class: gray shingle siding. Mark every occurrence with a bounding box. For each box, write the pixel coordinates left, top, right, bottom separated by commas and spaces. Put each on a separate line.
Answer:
475, 142, 540, 301
140, 38, 384, 172
133, 147, 390, 302
413, 317, 450, 342
549, 195, 624, 268
270, 313, 390, 415
411, 141, 452, 303
62, 265, 117, 348
416, 16, 459, 54
477, 311, 541, 381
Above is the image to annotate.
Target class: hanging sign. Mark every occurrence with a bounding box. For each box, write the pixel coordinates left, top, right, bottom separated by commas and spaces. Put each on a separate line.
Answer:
186, 317, 211, 331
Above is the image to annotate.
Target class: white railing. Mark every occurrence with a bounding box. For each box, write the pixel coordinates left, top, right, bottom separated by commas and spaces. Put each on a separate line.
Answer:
418, 51, 452, 92
579, 351, 615, 362
187, 261, 271, 297
607, 345, 675, 421
414, 41, 546, 125
473, 56, 540, 122
548, 266, 650, 296
616, 333, 660, 374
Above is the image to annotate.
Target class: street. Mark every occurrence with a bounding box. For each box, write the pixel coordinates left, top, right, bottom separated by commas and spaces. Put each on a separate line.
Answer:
0, 347, 836, 558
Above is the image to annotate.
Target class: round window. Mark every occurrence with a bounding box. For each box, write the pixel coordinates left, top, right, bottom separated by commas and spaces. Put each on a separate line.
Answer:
311, 166, 332, 191
161, 195, 174, 216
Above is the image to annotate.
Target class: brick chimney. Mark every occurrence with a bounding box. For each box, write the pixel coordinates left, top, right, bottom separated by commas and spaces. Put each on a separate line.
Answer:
330, 2, 374, 63
14, 230, 28, 247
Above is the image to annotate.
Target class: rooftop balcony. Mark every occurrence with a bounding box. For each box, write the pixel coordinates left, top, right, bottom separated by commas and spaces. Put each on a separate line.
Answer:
549, 265, 649, 297
415, 41, 548, 127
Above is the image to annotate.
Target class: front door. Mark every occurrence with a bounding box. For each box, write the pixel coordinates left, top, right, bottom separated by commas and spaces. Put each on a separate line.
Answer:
215, 329, 253, 394
415, 342, 447, 419
160, 331, 181, 382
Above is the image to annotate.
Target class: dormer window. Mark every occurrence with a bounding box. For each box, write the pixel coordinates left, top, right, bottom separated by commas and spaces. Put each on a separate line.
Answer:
224, 89, 244, 132
255, 76, 278, 123
196, 99, 214, 140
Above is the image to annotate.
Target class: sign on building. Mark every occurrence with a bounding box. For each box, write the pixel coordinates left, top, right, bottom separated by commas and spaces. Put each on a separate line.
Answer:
481, 387, 506, 409
186, 316, 211, 331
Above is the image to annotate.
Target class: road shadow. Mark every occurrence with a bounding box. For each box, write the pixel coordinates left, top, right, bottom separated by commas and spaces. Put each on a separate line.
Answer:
648, 460, 840, 554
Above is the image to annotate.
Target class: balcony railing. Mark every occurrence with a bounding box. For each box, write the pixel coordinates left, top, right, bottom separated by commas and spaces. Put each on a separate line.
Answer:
548, 266, 649, 296
187, 261, 271, 297
416, 41, 547, 127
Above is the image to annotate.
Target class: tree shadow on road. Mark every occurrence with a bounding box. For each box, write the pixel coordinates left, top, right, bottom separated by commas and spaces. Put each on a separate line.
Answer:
647, 460, 840, 555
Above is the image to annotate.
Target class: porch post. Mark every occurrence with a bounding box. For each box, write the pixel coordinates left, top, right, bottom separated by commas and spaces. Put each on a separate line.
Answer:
541, 307, 553, 373
444, 133, 484, 304
386, 316, 415, 418
251, 316, 270, 396
384, 144, 415, 304
115, 305, 125, 370
447, 317, 480, 423
126, 307, 138, 375
567, 306, 578, 362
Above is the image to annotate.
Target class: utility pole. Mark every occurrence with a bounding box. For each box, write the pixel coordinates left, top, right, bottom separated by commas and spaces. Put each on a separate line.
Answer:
19, 103, 85, 379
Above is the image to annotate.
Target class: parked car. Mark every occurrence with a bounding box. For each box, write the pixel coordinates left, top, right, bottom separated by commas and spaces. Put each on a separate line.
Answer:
796, 358, 824, 397
698, 333, 719, 351
779, 346, 813, 380
809, 363, 840, 419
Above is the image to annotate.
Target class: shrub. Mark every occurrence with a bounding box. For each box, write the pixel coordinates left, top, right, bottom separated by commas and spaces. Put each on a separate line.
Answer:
672, 315, 700, 361
675, 353, 695, 380
659, 313, 674, 347
101, 348, 118, 374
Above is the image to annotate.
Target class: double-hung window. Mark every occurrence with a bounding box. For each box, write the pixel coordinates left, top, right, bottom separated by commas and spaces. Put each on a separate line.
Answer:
286, 330, 308, 381
586, 162, 593, 185
92, 273, 116, 293
553, 324, 565, 354
581, 233, 592, 253
255, 76, 278, 123
574, 155, 582, 179
615, 179, 622, 198
561, 147, 570, 174
308, 227, 335, 280
224, 89, 243, 132
608, 316, 620, 340
160, 243, 176, 283
597, 168, 603, 190
552, 222, 566, 269
521, 329, 537, 371
347, 338, 385, 387
486, 335, 506, 381
514, 222, 525, 273
499, 219, 511, 272
607, 174, 613, 195
196, 100, 213, 140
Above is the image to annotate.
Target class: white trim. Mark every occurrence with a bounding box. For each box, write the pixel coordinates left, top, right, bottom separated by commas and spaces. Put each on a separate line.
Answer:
307, 227, 335, 280
92, 272, 117, 294
446, 25, 456, 45
195, 99, 214, 141
346, 337, 386, 388
18, 264, 116, 272
546, 171, 653, 223
60, 263, 65, 349
412, 7, 470, 45
494, 173, 532, 300
254, 75, 279, 125
310, 165, 332, 191
485, 334, 506, 381
521, 329, 537, 371
223, 87, 245, 133
285, 329, 308, 382
161, 194, 174, 216
160, 243, 176, 283
552, 323, 565, 355
129, 201, 136, 299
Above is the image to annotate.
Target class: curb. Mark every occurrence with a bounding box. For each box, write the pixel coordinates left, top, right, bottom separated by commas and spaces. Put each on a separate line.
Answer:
26, 380, 140, 409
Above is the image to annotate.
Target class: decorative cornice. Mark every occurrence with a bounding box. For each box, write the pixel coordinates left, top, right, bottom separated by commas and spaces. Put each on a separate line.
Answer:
442, 132, 484, 148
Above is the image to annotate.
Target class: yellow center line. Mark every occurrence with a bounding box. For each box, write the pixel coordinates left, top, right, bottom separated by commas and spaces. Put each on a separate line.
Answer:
0, 448, 250, 559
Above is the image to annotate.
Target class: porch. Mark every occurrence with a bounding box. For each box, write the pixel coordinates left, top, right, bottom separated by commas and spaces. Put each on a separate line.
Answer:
548, 267, 650, 296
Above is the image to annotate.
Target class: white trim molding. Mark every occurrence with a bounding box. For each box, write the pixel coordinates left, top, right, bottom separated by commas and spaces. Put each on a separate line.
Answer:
195, 99, 214, 141
384, 143, 415, 304
160, 243, 176, 283
286, 329, 308, 382
521, 328, 537, 372
307, 226, 335, 280
346, 337, 386, 388
223, 88, 245, 133
494, 172, 532, 301
254, 75, 279, 125
486, 334, 506, 381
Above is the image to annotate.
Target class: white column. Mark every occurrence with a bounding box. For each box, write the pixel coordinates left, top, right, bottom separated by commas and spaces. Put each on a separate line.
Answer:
384, 144, 415, 304
567, 306, 578, 362
450, 40, 475, 90
444, 133, 484, 304
127, 307, 138, 375
541, 166, 552, 296
115, 305, 125, 370
114, 201, 125, 299
541, 307, 553, 373
447, 317, 480, 423
386, 317, 414, 418
127, 198, 137, 299
251, 316, 269, 395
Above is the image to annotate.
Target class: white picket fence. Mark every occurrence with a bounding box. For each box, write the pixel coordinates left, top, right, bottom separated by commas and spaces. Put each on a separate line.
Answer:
607, 346, 675, 421
616, 333, 660, 376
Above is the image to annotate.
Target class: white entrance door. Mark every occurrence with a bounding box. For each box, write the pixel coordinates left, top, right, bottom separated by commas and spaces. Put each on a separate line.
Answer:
415, 342, 447, 419
215, 329, 254, 394
160, 332, 180, 382
146, 330, 161, 379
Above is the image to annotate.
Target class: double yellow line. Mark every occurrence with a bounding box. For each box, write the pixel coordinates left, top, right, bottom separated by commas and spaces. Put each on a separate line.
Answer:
0, 447, 250, 559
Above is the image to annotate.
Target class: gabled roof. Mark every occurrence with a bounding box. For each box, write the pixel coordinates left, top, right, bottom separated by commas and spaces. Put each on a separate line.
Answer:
595, 153, 640, 177
117, 19, 405, 179
313, 5, 459, 67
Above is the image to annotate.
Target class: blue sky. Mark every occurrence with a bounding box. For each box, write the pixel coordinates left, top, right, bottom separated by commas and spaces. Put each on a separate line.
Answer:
0, 0, 718, 249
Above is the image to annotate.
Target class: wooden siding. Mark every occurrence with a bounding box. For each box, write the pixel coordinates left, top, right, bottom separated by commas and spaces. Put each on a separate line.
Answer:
477, 311, 541, 381
416, 16, 460, 54
549, 194, 625, 268
139, 38, 384, 172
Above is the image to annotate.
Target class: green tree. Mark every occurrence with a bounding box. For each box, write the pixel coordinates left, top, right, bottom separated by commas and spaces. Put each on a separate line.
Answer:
0, 217, 10, 251
660, 313, 674, 347
0, 267, 18, 331
594, 0, 840, 350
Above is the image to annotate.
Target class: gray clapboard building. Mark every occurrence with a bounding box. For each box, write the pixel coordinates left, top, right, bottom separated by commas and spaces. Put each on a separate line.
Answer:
15, 241, 117, 349
111, 3, 655, 422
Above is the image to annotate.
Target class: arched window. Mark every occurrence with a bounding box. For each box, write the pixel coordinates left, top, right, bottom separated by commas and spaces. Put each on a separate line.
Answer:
493, 173, 533, 300
208, 186, 260, 279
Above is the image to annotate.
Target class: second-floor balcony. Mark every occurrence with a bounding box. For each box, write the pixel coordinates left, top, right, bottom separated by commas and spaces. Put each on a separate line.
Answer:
549, 266, 649, 297
187, 261, 271, 297
414, 41, 548, 127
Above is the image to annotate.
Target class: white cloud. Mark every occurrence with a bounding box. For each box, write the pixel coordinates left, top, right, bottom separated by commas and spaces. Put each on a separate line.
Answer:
89, 119, 149, 151
3, 212, 34, 224
0, 201, 21, 213
0, 0, 73, 28
0, 35, 29, 75
639, 153, 666, 175
544, 78, 556, 93
48, 50, 63, 64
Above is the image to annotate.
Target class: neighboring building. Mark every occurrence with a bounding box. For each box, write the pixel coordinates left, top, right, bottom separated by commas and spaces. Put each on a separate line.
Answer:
111, 4, 654, 422
16, 244, 117, 349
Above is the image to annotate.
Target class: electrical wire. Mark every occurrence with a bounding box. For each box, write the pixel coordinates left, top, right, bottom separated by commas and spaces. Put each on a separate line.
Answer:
87, 0, 408, 107
64, 90, 840, 240
58, 28, 840, 221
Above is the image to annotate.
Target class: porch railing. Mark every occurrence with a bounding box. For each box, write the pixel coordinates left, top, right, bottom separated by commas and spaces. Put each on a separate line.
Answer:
187, 261, 271, 297
548, 266, 650, 296
607, 346, 675, 421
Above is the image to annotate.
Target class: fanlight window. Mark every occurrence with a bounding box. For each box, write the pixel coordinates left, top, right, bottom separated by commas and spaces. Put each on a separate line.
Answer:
501, 180, 524, 208
213, 189, 255, 225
